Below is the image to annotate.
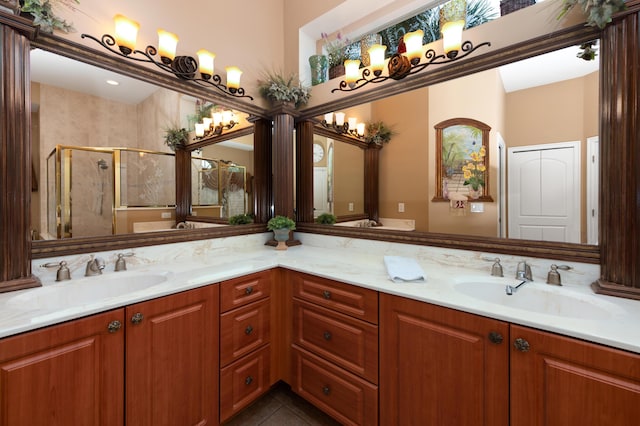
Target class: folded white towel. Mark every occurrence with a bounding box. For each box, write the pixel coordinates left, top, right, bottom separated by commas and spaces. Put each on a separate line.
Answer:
384, 256, 426, 283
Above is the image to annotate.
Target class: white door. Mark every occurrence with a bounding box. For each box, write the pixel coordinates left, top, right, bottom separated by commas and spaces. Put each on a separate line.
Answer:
586, 136, 599, 245
508, 142, 580, 243
313, 167, 329, 217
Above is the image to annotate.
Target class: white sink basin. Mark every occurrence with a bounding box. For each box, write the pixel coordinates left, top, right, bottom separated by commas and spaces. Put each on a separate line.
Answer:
8, 272, 172, 310
454, 280, 624, 320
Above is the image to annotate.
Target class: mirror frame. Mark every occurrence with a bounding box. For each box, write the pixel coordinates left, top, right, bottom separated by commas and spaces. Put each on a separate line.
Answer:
295, 23, 603, 264
29, 32, 271, 259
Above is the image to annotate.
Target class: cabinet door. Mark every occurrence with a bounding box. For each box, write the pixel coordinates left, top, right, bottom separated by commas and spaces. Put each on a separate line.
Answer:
0, 309, 125, 426
125, 285, 219, 426
510, 324, 640, 426
380, 294, 509, 426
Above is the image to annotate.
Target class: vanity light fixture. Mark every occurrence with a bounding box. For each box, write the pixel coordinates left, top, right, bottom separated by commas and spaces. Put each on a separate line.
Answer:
332, 31, 490, 93
81, 14, 253, 100
321, 112, 365, 140
194, 109, 238, 139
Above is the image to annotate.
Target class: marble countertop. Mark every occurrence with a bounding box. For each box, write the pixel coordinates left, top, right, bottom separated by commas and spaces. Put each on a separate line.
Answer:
2, 235, 639, 354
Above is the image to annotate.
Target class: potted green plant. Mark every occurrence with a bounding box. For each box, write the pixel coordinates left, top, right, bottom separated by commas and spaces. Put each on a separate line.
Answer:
163, 126, 189, 151
257, 71, 311, 108
229, 213, 254, 225
321, 31, 350, 79
267, 215, 296, 250
20, 0, 78, 33
558, 0, 626, 29
316, 213, 337, 225
364, 121, 396, 145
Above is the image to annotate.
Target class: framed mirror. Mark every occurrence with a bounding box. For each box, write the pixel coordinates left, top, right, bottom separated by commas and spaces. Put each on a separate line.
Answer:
30, 35, 268, 258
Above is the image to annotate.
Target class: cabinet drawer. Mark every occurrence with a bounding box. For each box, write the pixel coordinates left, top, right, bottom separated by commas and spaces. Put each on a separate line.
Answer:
291, 271, 378, 324
293, 299, 378, 383
220, 298, 270, 366
220, 345, 271, 423
291, 346, 378, 426
220, 270, 271, 313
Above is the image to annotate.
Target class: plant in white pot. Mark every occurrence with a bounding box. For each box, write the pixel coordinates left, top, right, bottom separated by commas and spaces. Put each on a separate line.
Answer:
267, 215, 296, 250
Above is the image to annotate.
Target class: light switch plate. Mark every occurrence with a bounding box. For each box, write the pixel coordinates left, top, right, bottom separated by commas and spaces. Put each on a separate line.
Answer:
470, 202, 484, 213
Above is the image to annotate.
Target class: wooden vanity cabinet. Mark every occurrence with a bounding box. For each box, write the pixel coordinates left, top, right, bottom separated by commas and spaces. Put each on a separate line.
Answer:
219, 271, 272, 423
290, 271, 379, 426
125, 284, 219, 426
0, 309, 125, 426
510, 324, 640, 426
380, 293, 510, 426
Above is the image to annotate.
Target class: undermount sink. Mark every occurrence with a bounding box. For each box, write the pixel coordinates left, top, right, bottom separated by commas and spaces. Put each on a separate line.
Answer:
8, 272, 172, 310
453, 280, 624, 320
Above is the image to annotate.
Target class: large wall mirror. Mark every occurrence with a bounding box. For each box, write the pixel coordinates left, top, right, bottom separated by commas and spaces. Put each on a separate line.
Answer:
30, 36, 266, 257
298, 29, 602, 262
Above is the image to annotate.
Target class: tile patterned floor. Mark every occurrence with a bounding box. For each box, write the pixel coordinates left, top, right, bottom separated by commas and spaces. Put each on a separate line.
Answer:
222, 382, 342, 426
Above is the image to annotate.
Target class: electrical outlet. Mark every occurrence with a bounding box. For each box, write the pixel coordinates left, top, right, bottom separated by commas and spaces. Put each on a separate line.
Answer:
398, 202, 405, 213
348, 202, 354, 212
161, 212, 171, 219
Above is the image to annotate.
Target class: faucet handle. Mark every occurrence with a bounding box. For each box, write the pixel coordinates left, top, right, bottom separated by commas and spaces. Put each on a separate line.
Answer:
490, 258, 503, 277
546, 264, 572, 286
40, 260, 71, 281
115, 252, 134, 272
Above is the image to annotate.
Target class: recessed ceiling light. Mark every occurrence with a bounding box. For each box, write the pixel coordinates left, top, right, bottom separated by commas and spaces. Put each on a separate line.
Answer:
106, 79, 120, 86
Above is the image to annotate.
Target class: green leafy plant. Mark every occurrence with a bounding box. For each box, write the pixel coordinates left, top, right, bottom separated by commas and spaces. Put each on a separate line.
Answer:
229, 213, 254, 225
163, 126, 189, 151
321, 31, 350, 67
316, 213, 337, 225
364, 121, 396, 145
267, 215, 296, 231
257, 70, 311, 108
21, 0, 79, 33
558, 0, 626, 29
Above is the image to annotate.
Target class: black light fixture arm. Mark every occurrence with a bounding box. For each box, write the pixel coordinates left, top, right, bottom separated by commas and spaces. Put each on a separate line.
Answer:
80, 33, 253, 100
332, 40, 491, 93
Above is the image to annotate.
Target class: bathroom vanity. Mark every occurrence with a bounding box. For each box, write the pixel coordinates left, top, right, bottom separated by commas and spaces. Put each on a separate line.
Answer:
1, 234, 639, 425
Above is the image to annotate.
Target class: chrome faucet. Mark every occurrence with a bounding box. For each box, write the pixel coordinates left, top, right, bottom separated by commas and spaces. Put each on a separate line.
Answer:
85, 256, 105, 276
515, 260, 533, 282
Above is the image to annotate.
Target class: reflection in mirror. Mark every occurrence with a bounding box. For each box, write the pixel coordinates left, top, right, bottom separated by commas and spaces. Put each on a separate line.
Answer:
321, 43, 599, 243
312, 134, 364, 218
29, 48, 253, 239
191, 133, 253, 220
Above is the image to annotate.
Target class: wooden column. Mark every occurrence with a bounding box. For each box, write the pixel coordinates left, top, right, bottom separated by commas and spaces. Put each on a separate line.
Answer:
272, 106, 295, 219
295, 120, 314, 223
0, 12, 39, 292
174, 146, 191, 223
252, 118, 273, 224
364, 144, 381, 223
592, 6, 640, 299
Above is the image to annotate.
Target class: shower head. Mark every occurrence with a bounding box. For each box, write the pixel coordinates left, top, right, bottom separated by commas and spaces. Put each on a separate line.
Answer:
97, 159, 109, 170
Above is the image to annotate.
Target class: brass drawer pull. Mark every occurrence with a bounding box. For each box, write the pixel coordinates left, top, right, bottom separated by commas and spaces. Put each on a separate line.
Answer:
323, 331, 332, 341
130, 312, 144, 325
107, 320, 122, 333
322, 290, 332, 300
245, 376, 254, 385
322, 385, 331, 396
514, 337, 530, 352
245, 325, 254, 335
245, 286, 254, 295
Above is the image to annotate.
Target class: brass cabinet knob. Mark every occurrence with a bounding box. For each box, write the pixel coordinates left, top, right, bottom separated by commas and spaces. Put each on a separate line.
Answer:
245, 325, 254, 335
245, 376, 253, 385
514, 337, 530, 352
323, 331, 332, 341
322, 385, 331, 396
131, 312, 144, 325
322, 290, 332, 300
245, 286, 254, 295
107, 320, 122, 333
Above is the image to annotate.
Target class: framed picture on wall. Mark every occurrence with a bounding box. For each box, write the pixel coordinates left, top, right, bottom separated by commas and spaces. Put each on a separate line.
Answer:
432, 117, 493, 202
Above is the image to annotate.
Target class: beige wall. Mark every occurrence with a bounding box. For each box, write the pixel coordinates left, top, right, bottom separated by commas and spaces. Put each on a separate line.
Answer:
334, 142, 364, 216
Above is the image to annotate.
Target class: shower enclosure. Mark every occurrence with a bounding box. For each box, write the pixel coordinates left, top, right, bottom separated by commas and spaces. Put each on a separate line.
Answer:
191, 156, 247, 219
46, 146, 175, 239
